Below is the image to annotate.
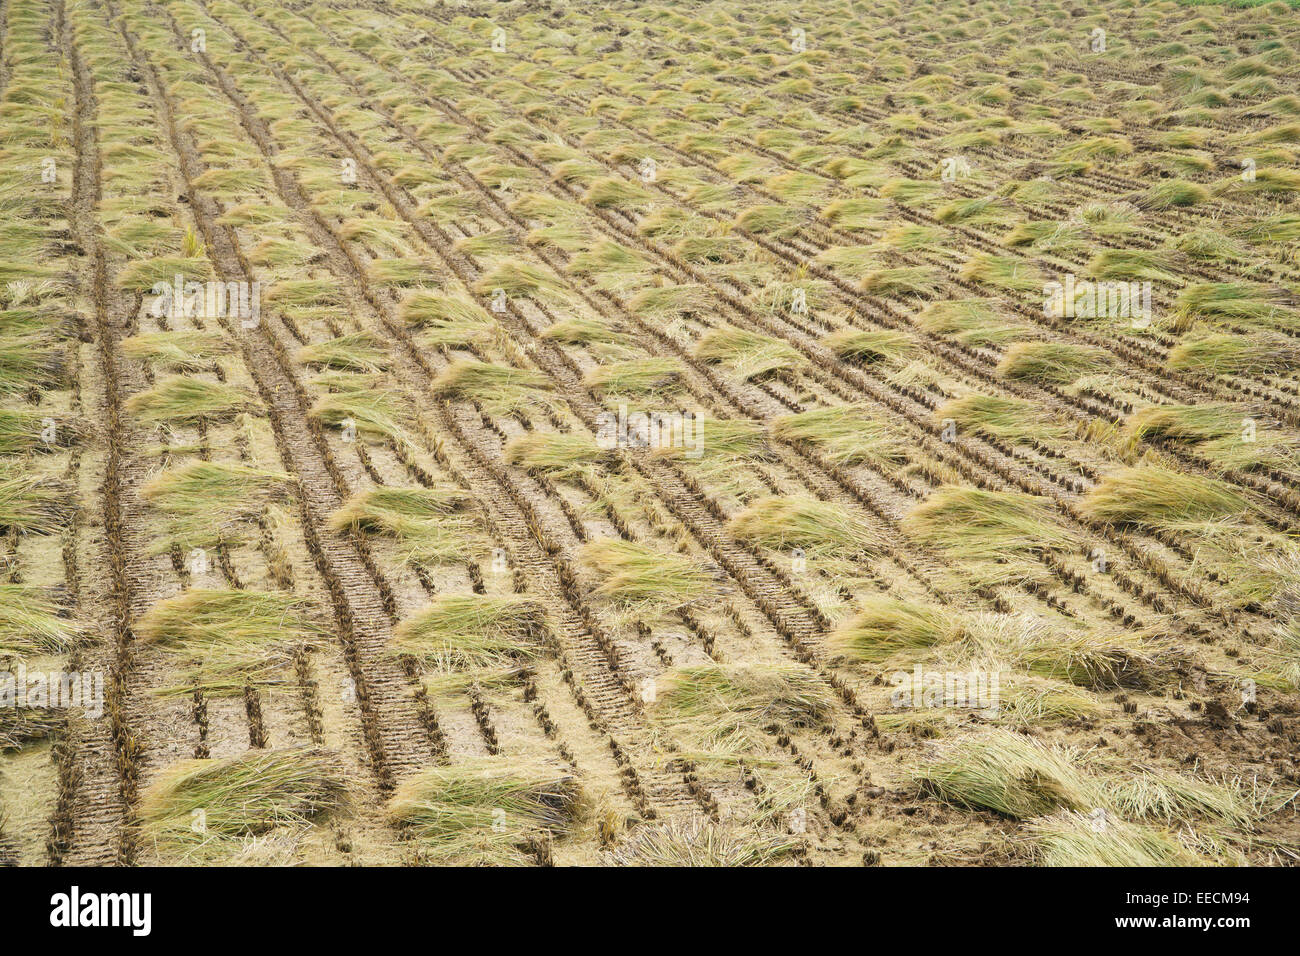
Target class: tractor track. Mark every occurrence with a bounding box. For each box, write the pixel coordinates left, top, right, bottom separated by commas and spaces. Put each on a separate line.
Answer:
250, 2, 1265, 645
150, 0, 727, 819
56, 0, 160, 865
6, 0, 1289, 866
409, 3, 1300, 444
212, 0, 1081, 653
105, 0, 442, 792
367, 6, 1300, 616
169, 4, 1264, 842
172, 0, 929, 831
231, 2, 1173, 633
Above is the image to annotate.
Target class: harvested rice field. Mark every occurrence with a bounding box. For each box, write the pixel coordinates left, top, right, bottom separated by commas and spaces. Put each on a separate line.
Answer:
1, 0, 1299, 870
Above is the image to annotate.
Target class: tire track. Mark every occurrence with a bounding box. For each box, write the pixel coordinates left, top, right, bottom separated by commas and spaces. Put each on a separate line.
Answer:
406, 2, 1300, 452
103, 0, 439, 792
146, 0, 723, 820
57, 0, 149, 865
243, 2, 1240, 641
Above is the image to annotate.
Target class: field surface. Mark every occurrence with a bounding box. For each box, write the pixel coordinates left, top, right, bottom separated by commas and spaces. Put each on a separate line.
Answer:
2, 0, 1300, 866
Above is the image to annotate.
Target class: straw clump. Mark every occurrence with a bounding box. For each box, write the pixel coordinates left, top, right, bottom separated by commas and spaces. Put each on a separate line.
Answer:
139, 748, 349, 855
387, 759, 582, 865
391, 595, 550, 668
728, 495, 889, 557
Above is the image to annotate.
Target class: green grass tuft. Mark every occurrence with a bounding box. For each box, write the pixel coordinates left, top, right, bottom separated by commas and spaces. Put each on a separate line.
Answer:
997, 342, 1107, 384
309, 384, 411, 445
918, 299, 1022, 346
936, 393, 1066, 443
126, 376, 257, 424
1027, 811, 1204, 866
771, 405, 909, 466
137, 589, 326, 695
329, 486, 481, 567
387, 759, 581, 865
0, 585, 82, 654
505, 431, 610, 476
432, 359, 552, 412
139, 748, 348, 856
694, 327, 806, 381
902, 486, 1077, 560
583, 357, 683, 397
579, 538, 712, 611
0, 470, 73, 534
728, 495, 887, 556
1173, 282, 1297, 331
297, 333, 389, 373
1079, 464, 1248, 527
391, 595, 550, 667
654, 663, 834, 731
913, 729, 1094, 819
121, 331, 232, 372
1168, 334, 1300, 375
830, 596, 960, 663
